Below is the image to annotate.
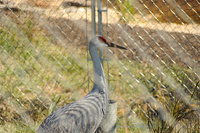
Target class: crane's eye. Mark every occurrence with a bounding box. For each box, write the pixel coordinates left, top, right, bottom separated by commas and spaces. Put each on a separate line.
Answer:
98, 36, 107, 44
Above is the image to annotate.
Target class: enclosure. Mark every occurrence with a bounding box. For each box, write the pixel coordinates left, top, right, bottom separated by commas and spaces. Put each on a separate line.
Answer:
0, 0, 200, 132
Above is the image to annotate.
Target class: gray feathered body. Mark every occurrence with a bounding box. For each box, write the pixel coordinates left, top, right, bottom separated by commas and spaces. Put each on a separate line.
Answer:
37, 85, 108, 133
37, 36, 109, 133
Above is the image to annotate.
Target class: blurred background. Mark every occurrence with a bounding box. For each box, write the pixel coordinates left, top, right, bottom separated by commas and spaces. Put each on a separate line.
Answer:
0, 0, 199, 132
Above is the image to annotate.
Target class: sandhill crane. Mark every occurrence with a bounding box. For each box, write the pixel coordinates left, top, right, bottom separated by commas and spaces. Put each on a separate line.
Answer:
37, 35, 127, 133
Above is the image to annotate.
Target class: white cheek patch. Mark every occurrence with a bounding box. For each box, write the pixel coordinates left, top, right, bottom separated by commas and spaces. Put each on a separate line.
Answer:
98, 42, 108, 48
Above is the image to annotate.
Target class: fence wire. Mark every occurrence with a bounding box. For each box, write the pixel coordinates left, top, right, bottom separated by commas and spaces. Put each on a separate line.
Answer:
0, 0, 199, 132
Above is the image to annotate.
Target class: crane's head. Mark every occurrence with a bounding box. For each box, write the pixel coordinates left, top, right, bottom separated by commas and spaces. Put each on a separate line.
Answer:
89, 36, 127, 50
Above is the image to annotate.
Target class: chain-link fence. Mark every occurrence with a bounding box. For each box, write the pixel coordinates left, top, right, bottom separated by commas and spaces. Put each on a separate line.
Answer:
0, 0, 199, 132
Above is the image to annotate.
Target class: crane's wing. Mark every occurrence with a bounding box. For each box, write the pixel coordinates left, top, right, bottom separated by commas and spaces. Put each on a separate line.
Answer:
37, 91, 107, 133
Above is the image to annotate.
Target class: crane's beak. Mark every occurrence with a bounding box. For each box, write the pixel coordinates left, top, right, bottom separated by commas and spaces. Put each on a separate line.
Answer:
108, 42, 127, 50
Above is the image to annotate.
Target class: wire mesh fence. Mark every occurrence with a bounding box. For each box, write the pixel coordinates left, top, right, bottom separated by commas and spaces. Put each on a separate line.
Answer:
0, 0, 199, 132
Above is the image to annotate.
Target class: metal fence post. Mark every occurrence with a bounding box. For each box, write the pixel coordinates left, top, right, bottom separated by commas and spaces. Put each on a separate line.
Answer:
91, 0, 96, 37
97, 0, 103, 65
96, 0, 117, 132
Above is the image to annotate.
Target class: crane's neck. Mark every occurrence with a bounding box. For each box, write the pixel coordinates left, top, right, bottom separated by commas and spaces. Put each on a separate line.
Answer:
89, 46, 108, 92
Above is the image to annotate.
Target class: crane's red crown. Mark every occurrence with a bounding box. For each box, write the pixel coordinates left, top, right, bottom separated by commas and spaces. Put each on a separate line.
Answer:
98, 36, 108, 44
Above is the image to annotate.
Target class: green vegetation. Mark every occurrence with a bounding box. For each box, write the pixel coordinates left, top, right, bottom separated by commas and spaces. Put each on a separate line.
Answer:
115, 0, 135, 22
108, 59, 199, 132
0, 17, 199, 133
0, 18, 89, 132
